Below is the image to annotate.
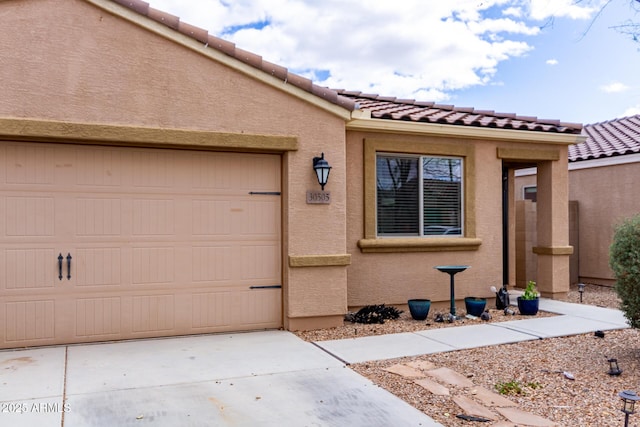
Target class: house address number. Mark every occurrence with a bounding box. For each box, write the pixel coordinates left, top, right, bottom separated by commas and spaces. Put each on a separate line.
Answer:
306, 190, 331, 204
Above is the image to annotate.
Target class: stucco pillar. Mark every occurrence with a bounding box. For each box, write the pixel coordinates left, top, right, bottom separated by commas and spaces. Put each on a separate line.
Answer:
534, 157, 573, 297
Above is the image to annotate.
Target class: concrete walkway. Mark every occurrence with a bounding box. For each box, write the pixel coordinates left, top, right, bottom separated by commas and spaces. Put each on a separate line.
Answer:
0, 297, 629, 427
315, 294, 629, 364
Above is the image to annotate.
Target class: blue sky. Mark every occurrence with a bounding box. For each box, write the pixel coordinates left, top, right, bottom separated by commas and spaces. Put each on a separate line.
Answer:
148, 0, 640, 124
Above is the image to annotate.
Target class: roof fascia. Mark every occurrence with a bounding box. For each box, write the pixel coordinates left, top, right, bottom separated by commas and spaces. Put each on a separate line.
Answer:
347, 116, 586, 146
569, 152, 640, 170
86, 0, 351, 121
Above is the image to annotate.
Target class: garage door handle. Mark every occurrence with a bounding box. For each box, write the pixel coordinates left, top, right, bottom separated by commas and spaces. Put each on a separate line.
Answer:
66, 253, 72, 280
58, 253, 63, 281
249, 285, 282, 289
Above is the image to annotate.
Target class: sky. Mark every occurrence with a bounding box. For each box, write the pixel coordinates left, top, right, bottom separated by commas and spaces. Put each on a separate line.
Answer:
147, 0, 640, 125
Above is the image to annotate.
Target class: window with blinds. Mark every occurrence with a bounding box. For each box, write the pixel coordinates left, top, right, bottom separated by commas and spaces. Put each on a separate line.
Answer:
377, 154, 463, 237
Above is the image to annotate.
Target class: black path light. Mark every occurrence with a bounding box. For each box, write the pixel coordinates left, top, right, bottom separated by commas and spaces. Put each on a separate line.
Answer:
313, 153, 332, 190
577, 283, 585, 303
619, 390, 640, 427
608, 358, 623, 376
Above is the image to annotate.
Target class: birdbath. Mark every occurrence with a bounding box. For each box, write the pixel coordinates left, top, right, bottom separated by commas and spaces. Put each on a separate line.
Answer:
434, 265, 470, 318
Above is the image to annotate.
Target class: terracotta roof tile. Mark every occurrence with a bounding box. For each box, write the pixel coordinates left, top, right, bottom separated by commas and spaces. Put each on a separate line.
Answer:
107, 0, 581, 135
147, 7, 178, 29
336, 91, 582, 134
570, 115, 640, 161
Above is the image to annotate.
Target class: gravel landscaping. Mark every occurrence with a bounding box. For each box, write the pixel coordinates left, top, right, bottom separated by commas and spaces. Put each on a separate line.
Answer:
295, 283, 640, 426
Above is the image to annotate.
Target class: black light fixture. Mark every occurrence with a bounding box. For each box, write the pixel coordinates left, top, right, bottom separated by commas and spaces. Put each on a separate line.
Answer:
619, 390, 640, 427
608, 358, 623, 376
313, 153, 332, 191
578, 283, 585, 303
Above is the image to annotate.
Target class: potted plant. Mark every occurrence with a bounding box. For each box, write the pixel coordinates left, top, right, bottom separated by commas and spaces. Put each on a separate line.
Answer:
517, 280, 539, 315
464, 297, 487, 317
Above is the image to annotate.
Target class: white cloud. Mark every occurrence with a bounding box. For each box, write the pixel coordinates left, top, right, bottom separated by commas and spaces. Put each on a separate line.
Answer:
145, 0, 599, 101
546, 59, 558, 65
527, 0, 604, 21
600, 82, 630, 93
623, 105, 640, 117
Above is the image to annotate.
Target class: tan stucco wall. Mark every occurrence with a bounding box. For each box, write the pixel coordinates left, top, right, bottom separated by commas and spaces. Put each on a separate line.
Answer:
0, 0, 349, 329
569, 162, 640, 285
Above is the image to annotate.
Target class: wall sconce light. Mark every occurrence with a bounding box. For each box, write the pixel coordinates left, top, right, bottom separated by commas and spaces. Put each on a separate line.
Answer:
577, 283, 585, 303
313, 153, 332, 191
608, 358, 623, 376
619, 390, 640, 427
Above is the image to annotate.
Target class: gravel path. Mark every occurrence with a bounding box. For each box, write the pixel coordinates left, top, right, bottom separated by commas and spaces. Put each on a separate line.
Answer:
295, 284, 640, 426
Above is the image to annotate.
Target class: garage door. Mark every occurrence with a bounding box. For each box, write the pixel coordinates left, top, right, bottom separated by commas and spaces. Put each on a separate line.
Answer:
0, 142, 282, 349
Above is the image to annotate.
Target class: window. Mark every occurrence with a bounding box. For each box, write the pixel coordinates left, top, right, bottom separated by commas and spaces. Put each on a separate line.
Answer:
359, 138, 480, 253
523, 185, 537, 202
377, 154, 462, 237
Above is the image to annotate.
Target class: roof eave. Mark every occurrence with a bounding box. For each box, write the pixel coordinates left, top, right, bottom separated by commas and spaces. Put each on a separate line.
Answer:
347, 116, 587, 145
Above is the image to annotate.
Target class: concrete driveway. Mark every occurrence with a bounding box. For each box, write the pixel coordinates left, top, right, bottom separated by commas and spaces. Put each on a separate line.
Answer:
0, 331, 440, 427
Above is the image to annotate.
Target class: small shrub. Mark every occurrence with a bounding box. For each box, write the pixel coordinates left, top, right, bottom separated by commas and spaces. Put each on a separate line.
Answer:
609, 215, 640, 328
495, 379, 542, 395
344, 304, 403, 324
495, 380, 525, 395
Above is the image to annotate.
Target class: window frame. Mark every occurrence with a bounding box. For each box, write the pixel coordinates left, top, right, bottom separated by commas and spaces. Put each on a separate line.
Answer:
376, 152, 464, 237
358, 138, 481, 253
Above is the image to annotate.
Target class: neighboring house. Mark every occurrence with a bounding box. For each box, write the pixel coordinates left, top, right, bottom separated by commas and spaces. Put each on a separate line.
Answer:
516, 115, 640, 286
0, 0, 583, 349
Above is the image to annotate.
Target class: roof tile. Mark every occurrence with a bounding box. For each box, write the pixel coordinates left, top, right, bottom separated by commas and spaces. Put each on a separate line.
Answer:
336, 91, 582, 134
147, 7, 179, 30
570, 115, 640, 161
178, 21, 208, 44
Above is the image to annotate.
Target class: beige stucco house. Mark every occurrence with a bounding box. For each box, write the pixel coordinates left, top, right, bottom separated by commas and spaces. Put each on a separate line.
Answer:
516, 115, 640, 286
0, 0, 584, 349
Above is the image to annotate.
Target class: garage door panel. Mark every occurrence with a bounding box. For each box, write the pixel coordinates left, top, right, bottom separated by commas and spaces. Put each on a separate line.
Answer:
192, 246, 233, 282
132, 198, 176, 236
74, 146, 125, 188
6, 196, 55, 237
231, 199, 280, 235
191, 200, 231, 235
237, 244, 280, 281
234, 289, 282, 326
74, 247, 122, 287
131, 294, 175, 333
76, 198, 122, 236
132, 150, 176, 188
75, 296, 122, 337
191, 289, 281, 330
190, 152, 280, 192
4, 299, 55, 342
132, 246, 175, 284
4, 248, 56, 289
4, 144, 56, 185
0, 143, 282, 348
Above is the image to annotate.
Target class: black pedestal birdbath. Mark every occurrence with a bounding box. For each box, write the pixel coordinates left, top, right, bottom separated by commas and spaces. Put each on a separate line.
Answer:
435, 265, 470, 319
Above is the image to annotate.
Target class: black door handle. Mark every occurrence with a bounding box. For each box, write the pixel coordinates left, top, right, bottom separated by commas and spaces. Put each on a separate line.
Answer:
58, 253, 63, 281
66, 253, 72, 280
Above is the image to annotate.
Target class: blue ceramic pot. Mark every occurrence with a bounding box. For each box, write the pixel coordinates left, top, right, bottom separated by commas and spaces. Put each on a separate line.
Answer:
408, 299, 431, 320
517, 297, 539, 315
464, 297, 487, 317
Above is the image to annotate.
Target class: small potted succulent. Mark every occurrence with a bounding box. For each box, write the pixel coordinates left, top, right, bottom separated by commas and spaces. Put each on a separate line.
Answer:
517, 280, 539, 315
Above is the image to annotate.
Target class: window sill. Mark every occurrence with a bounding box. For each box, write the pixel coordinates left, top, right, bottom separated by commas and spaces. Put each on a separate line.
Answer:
357, 237, 482, 253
